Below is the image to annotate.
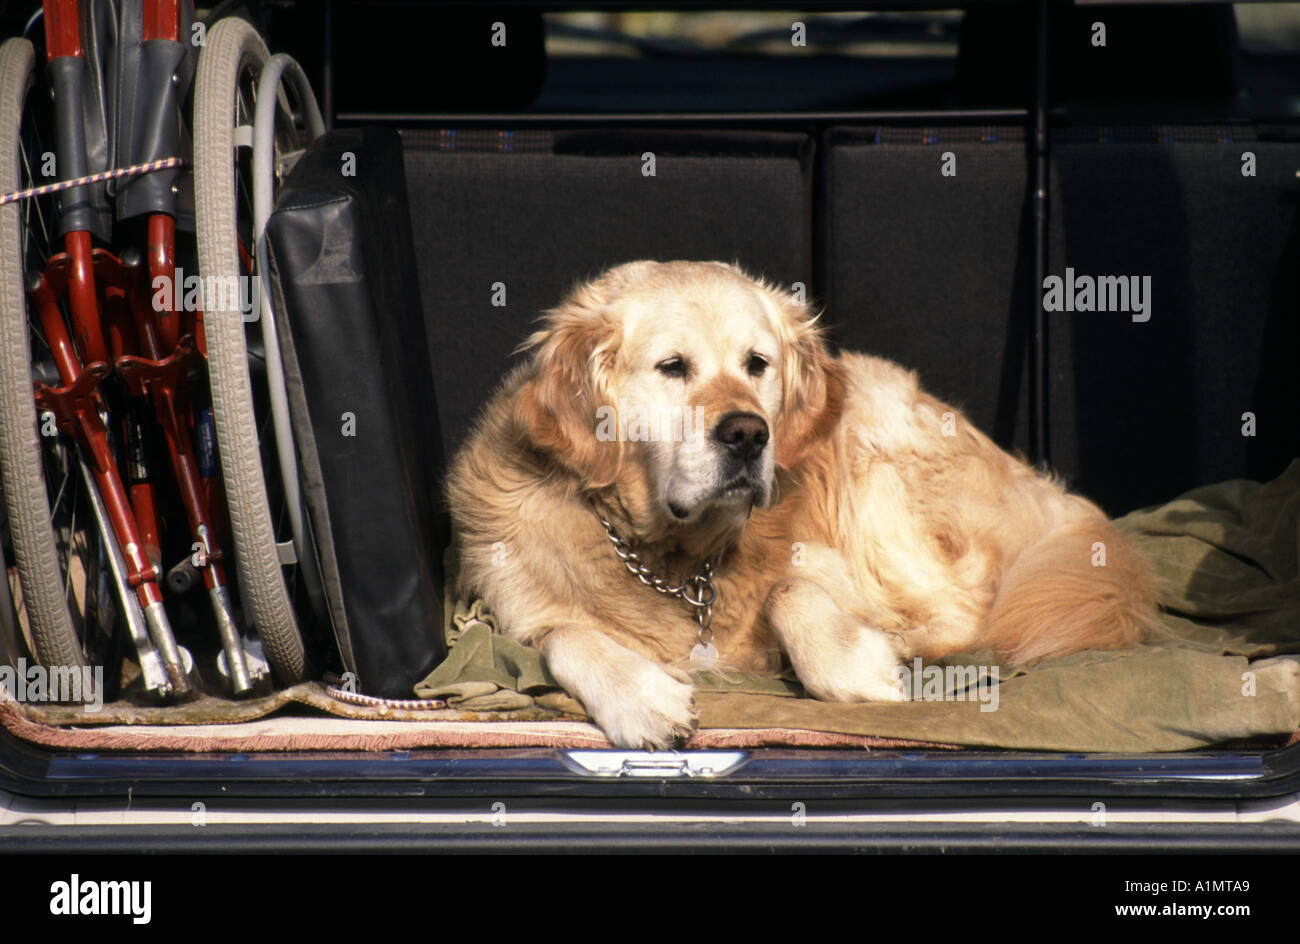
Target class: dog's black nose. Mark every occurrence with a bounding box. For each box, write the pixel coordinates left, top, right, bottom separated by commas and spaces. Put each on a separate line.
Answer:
713, 412, 769, 461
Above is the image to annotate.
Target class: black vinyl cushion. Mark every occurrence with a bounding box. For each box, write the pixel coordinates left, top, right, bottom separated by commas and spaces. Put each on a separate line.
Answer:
821, 126, 1033, 455
1049, 131, 1300, 513
266, 127, 447, 697
401, 128, 814, 459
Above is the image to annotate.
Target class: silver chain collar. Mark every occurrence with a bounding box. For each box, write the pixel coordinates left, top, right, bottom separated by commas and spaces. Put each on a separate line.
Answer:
595, 510, 721, 665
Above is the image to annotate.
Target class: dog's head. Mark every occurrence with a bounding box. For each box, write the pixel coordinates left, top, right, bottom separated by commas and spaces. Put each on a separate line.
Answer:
513, 260, 842, 530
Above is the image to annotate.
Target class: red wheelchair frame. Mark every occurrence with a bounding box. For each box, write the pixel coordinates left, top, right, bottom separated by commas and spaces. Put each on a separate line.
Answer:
21, 0, 254, 696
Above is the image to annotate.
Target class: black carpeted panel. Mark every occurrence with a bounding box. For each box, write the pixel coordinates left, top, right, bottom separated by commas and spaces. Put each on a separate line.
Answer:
821, 126, 1032, 455
400, 128, 813, 459
1050, 132, 1300, 514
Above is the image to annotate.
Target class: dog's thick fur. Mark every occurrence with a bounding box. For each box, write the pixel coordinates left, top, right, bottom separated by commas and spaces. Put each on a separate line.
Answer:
447, 261, 1159, 748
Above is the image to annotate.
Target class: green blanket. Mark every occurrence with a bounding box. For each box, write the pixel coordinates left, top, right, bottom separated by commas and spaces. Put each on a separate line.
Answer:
417, 461, 1300, 751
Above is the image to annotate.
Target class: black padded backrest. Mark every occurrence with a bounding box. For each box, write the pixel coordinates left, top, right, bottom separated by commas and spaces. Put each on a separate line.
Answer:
820, 125, 1032, 455
1049, 127, 1300, 514
267, 126, 447, 697
400, 128, 814, 459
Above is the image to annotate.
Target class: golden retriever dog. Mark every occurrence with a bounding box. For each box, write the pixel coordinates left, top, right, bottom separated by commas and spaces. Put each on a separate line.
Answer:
447, 260, 1158, 748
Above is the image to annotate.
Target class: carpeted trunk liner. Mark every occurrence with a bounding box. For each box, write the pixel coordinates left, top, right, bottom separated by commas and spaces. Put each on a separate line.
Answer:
5, 463, 1298, 755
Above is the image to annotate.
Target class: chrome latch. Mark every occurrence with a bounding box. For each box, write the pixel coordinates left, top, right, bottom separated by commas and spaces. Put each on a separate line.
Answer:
562, 751, 748, 778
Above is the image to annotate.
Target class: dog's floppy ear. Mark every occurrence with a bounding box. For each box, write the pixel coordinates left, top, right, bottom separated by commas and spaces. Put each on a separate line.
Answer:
767, 290, 844, 470
513, 279, 624, 488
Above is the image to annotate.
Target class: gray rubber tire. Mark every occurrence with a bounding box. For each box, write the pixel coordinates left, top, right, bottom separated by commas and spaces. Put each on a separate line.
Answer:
0, 37, 87, 671
194, 18, 306, 684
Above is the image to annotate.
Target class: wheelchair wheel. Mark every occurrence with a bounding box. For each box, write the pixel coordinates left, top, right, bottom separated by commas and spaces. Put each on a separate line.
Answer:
0, 37, 110, 681
193, 17, 319, 684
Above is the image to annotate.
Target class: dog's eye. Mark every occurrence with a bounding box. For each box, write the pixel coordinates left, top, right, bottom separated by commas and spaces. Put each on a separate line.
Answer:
656, 356, 689, 379
746, 354, 769, 378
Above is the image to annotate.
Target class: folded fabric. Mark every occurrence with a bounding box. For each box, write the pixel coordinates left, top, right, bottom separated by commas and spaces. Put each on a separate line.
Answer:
696, 650, 1299, 752
1115, 459, 1300, 654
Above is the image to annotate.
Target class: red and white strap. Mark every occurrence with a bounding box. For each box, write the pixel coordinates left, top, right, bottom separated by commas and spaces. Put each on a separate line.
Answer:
0, 156, 185, 207
325, 685, 448, 712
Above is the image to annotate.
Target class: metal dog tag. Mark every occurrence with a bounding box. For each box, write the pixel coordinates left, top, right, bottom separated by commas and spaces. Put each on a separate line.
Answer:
690, 641, 718, 668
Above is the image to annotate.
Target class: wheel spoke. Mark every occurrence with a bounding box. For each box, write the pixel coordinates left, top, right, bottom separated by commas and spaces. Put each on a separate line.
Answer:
63, 471, 77, 605
18, 141, 50, 258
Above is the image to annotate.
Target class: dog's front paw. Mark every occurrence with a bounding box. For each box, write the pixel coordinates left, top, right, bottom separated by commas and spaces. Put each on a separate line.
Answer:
541, 626, 699, 749
592, 661, 698, 750
797, 623, 907, 704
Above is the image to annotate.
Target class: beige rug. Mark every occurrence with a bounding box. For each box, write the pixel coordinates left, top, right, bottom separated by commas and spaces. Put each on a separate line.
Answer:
1, 683, 960, 752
